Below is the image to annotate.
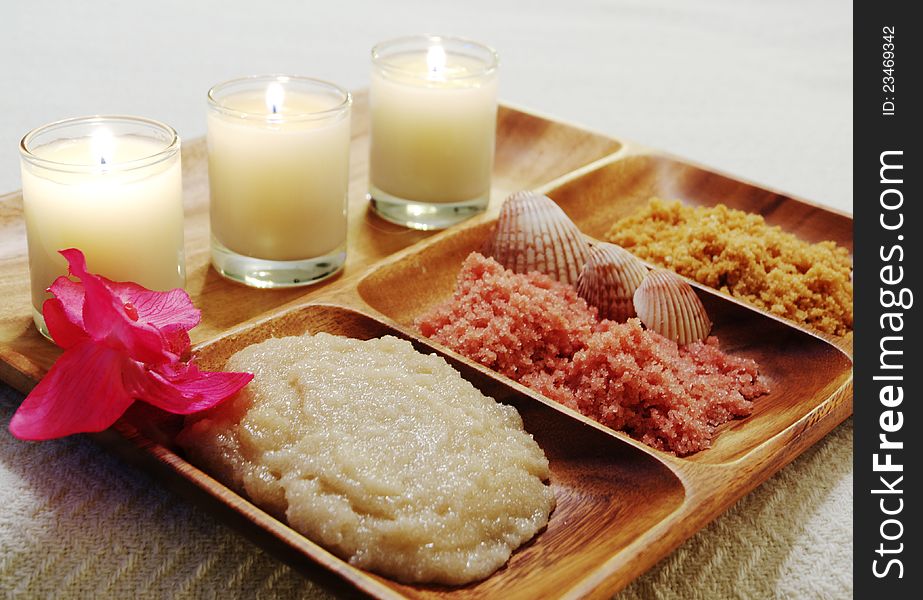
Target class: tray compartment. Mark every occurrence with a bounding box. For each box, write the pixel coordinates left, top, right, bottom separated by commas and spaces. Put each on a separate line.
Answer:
492, 108, 621, 195
357, 224, 852, 465
186, 303, 685, 599
546, 154, 853, 252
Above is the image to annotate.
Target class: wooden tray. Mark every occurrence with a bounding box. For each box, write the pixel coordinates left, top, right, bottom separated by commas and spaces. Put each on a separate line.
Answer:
0, 92, 853, 598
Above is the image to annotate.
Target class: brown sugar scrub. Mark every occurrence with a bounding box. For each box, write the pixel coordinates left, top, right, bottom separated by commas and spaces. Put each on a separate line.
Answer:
178, 333, 555, 585
605, 198, 853, 336
416, 253, 768, 455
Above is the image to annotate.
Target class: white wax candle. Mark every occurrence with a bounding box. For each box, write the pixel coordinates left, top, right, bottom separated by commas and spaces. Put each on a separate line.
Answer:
21, 130, 185, 315
370, 44, 498, 204
207, 83, 351, 262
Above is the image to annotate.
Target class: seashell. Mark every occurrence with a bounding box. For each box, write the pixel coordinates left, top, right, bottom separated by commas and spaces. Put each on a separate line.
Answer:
482, 190, 590, 285
576, 242, 648, 322
633, 270, 712, 345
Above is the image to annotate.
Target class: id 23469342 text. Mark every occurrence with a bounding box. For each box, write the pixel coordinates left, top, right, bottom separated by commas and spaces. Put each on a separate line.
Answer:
882, 26, 896, 116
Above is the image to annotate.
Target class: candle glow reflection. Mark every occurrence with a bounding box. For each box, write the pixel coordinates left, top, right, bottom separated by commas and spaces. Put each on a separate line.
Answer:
90, 128, 114, 167
265, 82, 285, 115
426, 45, 446, 79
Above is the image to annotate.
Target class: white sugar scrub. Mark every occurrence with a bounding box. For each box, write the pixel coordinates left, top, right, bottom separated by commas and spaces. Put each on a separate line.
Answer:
178, 333, 555, 585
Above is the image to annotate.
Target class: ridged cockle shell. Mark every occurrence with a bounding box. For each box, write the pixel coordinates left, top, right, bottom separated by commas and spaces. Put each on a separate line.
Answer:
482, 191, 590, 285
576, 243, 648, 322
633, 270, 712, 345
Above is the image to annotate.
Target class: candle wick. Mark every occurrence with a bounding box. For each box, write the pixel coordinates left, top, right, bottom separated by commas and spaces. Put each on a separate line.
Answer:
100, 156, 107, 165
271, 104, 278, 114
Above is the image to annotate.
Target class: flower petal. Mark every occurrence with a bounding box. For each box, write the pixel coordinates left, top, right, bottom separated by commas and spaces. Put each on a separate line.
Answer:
58, 249, 173, 365
106, 281, 201, 334
124, 361, 253, 414
104, 283, 198, 359
9, 340, 136, 441
58, 248, 90, 280
40, 258, 90, 350
47, 275, 85, 329
161, 329, 193, 361
42, 296, 88, 349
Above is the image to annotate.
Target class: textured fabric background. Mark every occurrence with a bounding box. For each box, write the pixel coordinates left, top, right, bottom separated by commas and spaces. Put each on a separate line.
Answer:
0, 1, 851, 597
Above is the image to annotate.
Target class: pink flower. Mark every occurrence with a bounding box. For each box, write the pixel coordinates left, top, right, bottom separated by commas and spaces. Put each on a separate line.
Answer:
10, 249, 253, 441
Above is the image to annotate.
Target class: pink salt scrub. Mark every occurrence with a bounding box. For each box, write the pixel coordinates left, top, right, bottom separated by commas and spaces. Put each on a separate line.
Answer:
416, 252, 769, 455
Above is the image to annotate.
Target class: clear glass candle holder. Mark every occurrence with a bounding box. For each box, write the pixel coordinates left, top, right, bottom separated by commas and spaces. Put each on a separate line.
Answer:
368, 35, 499, 230
207, 75, 352, 288
20, 115, 186, 338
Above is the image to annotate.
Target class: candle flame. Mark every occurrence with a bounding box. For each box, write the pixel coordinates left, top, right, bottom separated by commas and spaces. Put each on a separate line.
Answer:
266, 82, 285, 115
426, 45, 446, 78
91, 128, 114, 167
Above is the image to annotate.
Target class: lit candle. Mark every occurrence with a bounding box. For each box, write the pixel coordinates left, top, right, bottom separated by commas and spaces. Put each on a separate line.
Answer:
369, 35, 499, 230
206, 75, 352, 288
20, 116, 186, 337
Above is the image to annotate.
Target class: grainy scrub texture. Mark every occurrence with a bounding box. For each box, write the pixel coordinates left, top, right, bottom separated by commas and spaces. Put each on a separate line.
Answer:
605, 198, 853, 336
178, 333, 555, 585
416, 253, 768, 455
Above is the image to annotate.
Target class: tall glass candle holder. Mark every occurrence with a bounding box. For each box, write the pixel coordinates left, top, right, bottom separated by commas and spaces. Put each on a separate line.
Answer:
369, 35, 499, 230
207, 75, 352, 288
20, 115, 186, 337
